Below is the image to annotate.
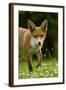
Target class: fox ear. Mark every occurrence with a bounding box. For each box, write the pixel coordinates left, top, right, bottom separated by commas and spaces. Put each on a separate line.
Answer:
27, 20, 36, 32
40, 19, 48, 32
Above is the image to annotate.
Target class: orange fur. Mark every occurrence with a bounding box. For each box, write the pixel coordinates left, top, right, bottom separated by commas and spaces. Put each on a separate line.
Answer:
19, 19, 48, 71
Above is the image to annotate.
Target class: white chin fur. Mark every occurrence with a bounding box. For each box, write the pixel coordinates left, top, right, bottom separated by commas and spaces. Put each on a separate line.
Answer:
30, 37, 45, 47
30, 37, 37, 48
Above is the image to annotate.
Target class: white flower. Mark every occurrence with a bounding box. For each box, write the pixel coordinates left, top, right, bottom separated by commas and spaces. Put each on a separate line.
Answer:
22, 73, 25, 75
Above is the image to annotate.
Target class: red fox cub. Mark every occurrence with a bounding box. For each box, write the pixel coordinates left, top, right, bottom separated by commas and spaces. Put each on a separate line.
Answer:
19, 19, 48, 71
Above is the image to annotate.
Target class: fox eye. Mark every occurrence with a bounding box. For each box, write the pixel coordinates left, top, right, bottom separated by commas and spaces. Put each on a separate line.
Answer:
40, 35, 44, 37
34, 35, 37, 38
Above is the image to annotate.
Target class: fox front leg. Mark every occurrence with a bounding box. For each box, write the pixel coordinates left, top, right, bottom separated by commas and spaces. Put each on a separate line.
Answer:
27, 55, 33, 72
36, 52, 43, 68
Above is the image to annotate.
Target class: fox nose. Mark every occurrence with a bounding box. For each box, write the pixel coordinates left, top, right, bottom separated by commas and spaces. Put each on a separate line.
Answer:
38, 42, 41, 45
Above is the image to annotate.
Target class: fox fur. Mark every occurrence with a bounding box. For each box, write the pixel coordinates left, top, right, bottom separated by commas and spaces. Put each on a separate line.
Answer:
19, 19, 48, 71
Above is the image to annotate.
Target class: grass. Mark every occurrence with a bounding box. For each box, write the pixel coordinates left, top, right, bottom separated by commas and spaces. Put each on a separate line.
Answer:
18, 57, 58, 79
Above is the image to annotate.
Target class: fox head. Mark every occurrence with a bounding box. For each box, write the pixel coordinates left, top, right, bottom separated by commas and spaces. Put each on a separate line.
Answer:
28, 19, 48, 50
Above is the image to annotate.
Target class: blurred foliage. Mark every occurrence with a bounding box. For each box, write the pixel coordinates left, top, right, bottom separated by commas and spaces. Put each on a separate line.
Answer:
19, 58, 58, 79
